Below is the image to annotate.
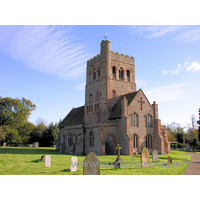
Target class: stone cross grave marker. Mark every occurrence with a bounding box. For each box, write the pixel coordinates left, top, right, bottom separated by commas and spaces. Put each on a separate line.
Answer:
3, 142, 6, 147
167, 156, 172, 165
152, 150, 159, 162
141, 147, 149, 168
115, 144, 123, 168
45, 155, 51, 167
186, 143, 191, 151
70, 157, 77, 172
83, 152, 100, 175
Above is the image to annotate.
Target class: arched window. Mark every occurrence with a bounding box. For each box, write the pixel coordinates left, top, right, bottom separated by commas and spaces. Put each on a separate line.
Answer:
146, 114, 152, 127
146, 134, 152, 148
133, 134, 138, 148
89, 72, 91, 83
112, 66, 116, 79
131, 113, 138, 126
93, 69, 96, 81
96, 91, 99, 101
119, 67, 124, 80
127, 70, 130, 82
98, 68, 100, 77
89, 131, 94, 147
89, 94, 92, 103
112, 90, 116, 98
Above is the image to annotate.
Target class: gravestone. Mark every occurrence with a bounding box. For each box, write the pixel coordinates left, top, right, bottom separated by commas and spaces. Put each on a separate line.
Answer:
83, 152, 100, 175
167, 156, 172, 164
152, 150, 159, 162
186, 143, 191, 151
45, 155, 51, 167
70, 157, 77, 172
29, 144, 33, 147
53, 145, 56, 148
141, 147, 149, 168
34, 142, 39, 147
41, 155, 46, 162
3, 142, 6, 147
115, 144, 123, 168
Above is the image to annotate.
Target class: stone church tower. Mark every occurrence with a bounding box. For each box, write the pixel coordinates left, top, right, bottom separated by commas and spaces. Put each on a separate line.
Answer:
57, 40, 170, 156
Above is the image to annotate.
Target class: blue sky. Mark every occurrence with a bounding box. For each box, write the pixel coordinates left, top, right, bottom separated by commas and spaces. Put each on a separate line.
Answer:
0, 25, 200, 127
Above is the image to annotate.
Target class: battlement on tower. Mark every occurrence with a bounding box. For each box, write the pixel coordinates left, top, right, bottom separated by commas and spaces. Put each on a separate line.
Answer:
87, 54, 101, 66
111, 51, 134, 64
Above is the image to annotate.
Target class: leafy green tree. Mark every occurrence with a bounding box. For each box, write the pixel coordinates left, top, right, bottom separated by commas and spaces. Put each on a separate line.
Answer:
4, 126, 21, 145
40, 122, 58, 147
0, 97, 36, 128
29, 122, 46, 144
0, 126, 6, 144
19, 122, 35, 145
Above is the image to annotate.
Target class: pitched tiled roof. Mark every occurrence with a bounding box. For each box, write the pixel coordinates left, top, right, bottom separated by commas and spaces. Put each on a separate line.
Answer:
59, 106, 84, 128
109, 91, 139, 120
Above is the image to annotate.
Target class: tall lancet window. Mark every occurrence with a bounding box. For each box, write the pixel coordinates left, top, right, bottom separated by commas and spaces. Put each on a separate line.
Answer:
89, 131, 94, 147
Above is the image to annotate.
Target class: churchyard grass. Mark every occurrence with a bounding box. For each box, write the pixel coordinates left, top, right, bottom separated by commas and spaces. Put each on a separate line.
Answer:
196, 152, 200, 155
0, 147, 191, 175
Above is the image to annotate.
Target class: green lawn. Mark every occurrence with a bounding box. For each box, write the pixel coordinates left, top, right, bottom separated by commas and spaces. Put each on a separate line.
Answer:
0, 147, 192, 175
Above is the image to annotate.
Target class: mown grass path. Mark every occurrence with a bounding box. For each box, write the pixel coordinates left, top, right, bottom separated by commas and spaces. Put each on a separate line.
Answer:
0, 147, 192, 175
182, 152, 200, 175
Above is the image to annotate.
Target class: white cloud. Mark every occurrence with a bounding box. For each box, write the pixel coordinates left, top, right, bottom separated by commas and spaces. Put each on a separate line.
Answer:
128, 25, 183, 38
0, 25, 89, 80
145, 83, 190, 103
187, 61, 200, 72
162, 70, 168, 75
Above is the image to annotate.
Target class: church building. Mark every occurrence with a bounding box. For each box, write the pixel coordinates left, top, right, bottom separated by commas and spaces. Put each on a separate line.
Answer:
57, 40, 170, 156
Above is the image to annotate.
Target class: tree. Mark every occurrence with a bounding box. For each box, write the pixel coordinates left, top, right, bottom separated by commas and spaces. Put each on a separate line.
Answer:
0, 97, 36, 128
29, 122, 46, 144
40, 122, 58, 147
4, 125, 21, 145
0, 126, 6, 144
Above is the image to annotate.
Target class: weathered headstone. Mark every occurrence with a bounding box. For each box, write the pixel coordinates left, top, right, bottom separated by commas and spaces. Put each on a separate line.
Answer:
34, 142, 39, 147
53, 145, 56, 148
152, 150, 159, 162
167, 156, 172, 164
3, 142, 6, 147
29, 144, 33, 147
83, 152, 100, 175
186, 143, 191, 151
70, 157, 77, 172
115, 144, 123, 168
41, 155, 46, 162
45, 155, 51, 167
141, 147, 149, 168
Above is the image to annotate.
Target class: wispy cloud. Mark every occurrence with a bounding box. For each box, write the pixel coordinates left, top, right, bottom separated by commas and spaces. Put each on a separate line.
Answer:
145, 83, 190, 103
0, 25, 89, 80
163, 60, 200, 75
175, 27, 200, 42
136, 79, 148, 88
128, 25, 183, 38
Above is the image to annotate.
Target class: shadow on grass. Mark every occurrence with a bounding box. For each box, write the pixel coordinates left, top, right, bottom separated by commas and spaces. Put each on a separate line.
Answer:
60, 169, 70, 172
0, 147, 62, 155
31, 159, 42, 163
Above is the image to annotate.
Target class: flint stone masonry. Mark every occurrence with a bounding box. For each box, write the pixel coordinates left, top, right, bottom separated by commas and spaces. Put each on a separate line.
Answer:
83, 152, 100, 175
152, 150, 159, 162
70, 157, 77, 172
141, 147, 149, 168
57, 40, 171, 157
45, 155, 51, 167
